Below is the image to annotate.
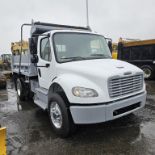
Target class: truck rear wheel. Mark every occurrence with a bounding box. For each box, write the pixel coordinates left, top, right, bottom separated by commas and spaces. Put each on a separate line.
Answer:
48, 93, 75, 138
141, 65, 153, 79
16, 79, 25, 101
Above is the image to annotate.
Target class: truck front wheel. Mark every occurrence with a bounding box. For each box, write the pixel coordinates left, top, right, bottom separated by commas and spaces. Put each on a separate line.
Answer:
48, 93, 75, 137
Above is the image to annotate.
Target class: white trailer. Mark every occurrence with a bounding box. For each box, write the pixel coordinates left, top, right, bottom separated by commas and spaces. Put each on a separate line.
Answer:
12, 21, 146, 137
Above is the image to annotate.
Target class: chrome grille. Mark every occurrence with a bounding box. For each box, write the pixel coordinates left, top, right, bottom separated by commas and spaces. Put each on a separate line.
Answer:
109, 74, 143, 98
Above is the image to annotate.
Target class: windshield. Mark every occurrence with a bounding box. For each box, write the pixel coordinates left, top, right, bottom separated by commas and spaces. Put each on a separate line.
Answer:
53, 33, 112, 63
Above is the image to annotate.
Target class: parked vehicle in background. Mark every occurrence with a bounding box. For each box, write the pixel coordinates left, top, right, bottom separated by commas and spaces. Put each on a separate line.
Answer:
0, 54, 11, 71
12, 21, 146, 137
117, 38, 155, 79
112, 43, 118, 59
0, 72, 7, 89
11, 41, 29, 55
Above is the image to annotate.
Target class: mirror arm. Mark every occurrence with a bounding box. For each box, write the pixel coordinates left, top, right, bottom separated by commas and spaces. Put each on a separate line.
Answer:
36, 64, 50, 68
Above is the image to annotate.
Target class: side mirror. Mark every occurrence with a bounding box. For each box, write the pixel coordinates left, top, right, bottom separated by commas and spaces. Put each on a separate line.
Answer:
108, 41, 112, 53
29, 37, 38, 54
31, 54, 38, 63
117, 42, 123, 60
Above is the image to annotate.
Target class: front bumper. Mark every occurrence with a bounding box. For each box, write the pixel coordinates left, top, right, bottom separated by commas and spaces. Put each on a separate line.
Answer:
70, 91, 146, 124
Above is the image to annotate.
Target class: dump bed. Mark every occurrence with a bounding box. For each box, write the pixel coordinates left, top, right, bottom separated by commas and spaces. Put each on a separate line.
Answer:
12, 52, 37, 77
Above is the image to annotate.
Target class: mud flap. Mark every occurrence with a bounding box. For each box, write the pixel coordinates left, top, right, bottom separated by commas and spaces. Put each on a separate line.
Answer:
0, 127, 7, 155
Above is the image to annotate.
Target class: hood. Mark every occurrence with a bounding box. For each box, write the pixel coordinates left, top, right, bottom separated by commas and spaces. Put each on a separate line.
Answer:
56, 59, 142, 78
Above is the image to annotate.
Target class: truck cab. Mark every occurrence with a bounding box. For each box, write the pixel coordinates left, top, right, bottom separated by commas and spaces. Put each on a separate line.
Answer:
12, 22, 146, 137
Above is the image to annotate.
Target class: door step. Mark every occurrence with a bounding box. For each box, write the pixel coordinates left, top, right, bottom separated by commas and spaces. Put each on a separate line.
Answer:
34, 87, 48, 110
34, 99, 47, 110
35, 87, 48, 95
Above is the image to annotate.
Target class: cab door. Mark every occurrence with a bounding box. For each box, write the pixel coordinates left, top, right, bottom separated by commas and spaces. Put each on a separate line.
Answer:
37, 37, 53, 89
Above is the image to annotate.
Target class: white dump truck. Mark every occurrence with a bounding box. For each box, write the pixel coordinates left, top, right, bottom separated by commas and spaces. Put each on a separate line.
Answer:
12, 21, 146, 137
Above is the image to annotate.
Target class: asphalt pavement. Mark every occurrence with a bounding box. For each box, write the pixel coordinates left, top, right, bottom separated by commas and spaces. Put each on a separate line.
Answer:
0, 81, 155, 155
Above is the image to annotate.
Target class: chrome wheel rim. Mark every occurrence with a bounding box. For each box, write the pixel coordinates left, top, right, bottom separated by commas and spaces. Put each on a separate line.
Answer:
50, 102, 62, 129
143, 68, 151, 78
17, 82, 21, 96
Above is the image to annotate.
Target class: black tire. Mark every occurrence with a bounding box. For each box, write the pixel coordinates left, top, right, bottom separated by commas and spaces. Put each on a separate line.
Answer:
28, 91, 34, 100
16, 79, 25, 101
4, 83, 7, 89
141, 65, 153, 79
2, 83, 7, 89
48, 93, 75, 138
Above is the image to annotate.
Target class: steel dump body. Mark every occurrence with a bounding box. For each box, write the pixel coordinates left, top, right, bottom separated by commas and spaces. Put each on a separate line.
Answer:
12, 52, 37, 77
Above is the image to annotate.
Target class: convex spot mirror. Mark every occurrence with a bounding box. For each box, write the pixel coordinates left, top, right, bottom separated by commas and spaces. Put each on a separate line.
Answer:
105, 38, 112, 53
108, 41, 112, 53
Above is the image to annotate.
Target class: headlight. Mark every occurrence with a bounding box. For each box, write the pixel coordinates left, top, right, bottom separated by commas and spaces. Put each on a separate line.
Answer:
72, 87, 98, 97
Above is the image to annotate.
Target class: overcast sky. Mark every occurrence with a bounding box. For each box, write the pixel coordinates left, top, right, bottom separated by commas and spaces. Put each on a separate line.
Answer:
0, 0, 155, 54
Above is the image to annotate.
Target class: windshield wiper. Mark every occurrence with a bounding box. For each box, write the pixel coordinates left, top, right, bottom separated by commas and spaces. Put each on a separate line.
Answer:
60, 56, 86, 61
60, 54, 111, 62
90, 54, 111, 58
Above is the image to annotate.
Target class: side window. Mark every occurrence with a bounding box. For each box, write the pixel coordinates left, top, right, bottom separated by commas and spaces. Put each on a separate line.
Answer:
40, 38, 52, 61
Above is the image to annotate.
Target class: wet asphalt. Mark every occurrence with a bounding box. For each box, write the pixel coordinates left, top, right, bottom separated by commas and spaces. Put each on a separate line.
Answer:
0, 81, 155, 155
